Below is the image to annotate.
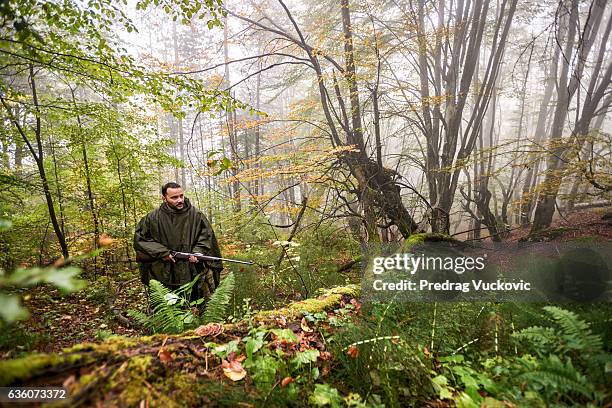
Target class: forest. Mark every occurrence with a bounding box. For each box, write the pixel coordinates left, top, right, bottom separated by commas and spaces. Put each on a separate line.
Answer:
0, 0, 611, 406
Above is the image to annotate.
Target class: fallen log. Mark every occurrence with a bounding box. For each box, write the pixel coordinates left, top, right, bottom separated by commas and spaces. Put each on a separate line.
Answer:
0, 285, 360, 407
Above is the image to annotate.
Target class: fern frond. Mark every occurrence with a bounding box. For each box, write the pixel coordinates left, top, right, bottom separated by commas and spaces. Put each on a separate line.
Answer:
202, 272, 235, 324
513, 326, 557, 355
126, 309, 150, 327
518, 354, 594, 399
146, 280, 187, 334
543, 306, 602, 353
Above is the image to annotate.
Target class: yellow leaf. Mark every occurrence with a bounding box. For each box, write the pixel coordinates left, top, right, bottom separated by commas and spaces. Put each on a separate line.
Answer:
222, 359, 246, 381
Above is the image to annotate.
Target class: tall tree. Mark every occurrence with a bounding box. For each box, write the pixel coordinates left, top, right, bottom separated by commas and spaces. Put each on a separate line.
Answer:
531, 0, 611, 232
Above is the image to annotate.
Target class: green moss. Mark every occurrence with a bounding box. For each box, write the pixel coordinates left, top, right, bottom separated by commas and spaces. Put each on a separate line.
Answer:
0, 353, 84, 385
524, 227, 578, 242
403, 233, 427, 248
163, 372, 201, 405
400, 233, 463, 251
62, 336, 141, 355
78, 373, 96, 387
324, 284, 360, 297
69, 372, 99, 396
62, 342, 98, 353
109, 355, 159, 407
102, 335, 141, 350
110, 355, 153, 384
255, 284, 360, 321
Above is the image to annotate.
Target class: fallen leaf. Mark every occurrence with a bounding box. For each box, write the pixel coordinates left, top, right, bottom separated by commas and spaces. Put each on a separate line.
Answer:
159, 350, 173, 362
319, 351, 332, 361
301, 317, 313, 333
222, 359, 246, 381
98, 234, 115, 247
280, 376, 294, 387
53, 257, 65, 267
350, 298, 361, 312
347, 345, 359, 359
62, 374, 76, 390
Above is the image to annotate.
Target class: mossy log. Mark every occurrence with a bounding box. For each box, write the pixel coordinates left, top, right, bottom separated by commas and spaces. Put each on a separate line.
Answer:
0, 285, 360, 407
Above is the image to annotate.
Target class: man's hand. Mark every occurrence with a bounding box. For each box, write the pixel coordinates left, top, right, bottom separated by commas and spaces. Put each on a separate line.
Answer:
189, 252, 203, 263
162, 254, 176, 263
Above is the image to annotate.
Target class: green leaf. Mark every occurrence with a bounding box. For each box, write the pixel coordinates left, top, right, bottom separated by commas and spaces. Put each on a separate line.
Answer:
5, 267, 84, 293
0, 219, 12, 232
309, 384, 342, 407
270, 328, 297, 342
0, 294, 29, 323
431, 375, 453, 400
249, 355, 279, 390
245, 332, 265, 359
220, 156, 232, 170
291, 349, 319, 368
164, 292, 180, 305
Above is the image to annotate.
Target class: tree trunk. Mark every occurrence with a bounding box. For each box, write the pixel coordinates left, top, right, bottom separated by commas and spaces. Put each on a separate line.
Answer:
8, 65, 70, 259
531, 0, 609, 232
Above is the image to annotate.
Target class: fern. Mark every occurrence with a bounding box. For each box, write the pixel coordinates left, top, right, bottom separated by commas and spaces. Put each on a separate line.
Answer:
518, 354, 594, 400
202, 272, 235, 324
127, 273, 236, 333
149, 280, 191, 333
126, 309, 150, 328
127, 280, 190, 334
543, 306, 602, 354
513, 326, 557, 356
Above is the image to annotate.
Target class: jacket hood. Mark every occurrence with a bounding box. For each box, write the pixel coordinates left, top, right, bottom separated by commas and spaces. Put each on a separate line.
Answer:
160, 197, 192, 214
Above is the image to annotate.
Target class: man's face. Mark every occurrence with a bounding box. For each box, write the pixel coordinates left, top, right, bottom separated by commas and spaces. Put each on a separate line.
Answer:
163, 187, 185, 210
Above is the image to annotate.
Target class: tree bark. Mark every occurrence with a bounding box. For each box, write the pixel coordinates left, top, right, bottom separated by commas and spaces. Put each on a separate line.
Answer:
0, 65, 71, 259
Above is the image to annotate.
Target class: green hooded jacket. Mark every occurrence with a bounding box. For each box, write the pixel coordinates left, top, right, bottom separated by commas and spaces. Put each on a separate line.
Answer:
134, 198, 223, 298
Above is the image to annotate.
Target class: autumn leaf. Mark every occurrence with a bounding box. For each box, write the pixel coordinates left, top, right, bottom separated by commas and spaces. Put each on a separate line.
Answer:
347, 345, 359, 359
350, 298, 361, 312
222, 359, 247, 381
98, 234, 115, 247
280, 377, 294, 387
301, 317, 313, 333
53, 256, 66, 267
159, 350, 173, 362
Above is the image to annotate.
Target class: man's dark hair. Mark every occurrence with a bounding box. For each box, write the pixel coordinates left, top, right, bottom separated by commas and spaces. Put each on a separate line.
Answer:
161, 182, 181, 196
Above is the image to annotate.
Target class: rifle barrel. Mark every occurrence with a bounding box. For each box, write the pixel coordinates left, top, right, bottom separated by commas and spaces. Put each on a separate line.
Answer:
172, 251, 254, 265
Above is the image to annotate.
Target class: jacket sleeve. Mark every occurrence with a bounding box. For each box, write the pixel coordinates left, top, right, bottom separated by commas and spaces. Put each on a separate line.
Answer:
192, 214, 223, 271
134, 215, 171, 259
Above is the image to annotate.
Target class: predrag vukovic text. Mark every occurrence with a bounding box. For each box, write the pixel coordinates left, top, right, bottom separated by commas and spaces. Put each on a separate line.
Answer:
372, 279, 532, 292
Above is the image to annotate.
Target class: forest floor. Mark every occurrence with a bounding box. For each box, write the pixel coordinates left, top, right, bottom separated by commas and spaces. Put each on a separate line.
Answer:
1, 206, 610, 360
0, 272, 147, 358
508, 205, 612, 242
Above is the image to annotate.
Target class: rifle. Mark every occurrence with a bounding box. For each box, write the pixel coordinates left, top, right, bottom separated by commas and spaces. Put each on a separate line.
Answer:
136, 250, 254, 265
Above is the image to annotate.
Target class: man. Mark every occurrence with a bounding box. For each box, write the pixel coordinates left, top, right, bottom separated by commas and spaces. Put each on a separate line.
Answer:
134, 182, 223, 301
